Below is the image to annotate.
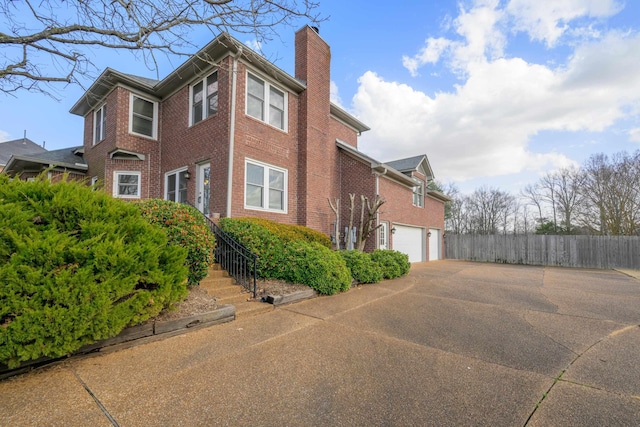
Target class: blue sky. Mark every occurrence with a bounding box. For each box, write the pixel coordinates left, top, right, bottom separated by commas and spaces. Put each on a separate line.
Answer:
2, 0, 640, 193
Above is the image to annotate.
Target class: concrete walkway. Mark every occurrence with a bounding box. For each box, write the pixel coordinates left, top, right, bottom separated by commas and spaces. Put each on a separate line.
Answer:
1, 261, 639, 426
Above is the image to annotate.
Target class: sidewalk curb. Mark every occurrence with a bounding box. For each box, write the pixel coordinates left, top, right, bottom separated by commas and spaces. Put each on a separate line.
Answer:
262, 289, 318, 306
0, 305, 235, 380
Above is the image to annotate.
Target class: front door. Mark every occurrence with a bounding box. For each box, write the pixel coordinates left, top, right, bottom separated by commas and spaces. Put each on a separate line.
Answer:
197, 163, 211, 216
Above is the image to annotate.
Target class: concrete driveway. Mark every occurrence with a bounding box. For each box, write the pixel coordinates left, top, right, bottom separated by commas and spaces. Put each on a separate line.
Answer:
1, 261, 639, 426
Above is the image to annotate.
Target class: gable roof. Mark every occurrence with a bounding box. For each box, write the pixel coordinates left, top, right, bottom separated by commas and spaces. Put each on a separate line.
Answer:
69, 31, 369, 133
385, 154, 434, 180
0, 138, 47, 165
3, 146, 87, 176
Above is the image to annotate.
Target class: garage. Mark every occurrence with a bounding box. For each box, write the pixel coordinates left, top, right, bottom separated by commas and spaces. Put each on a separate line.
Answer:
392, 224, 425, 262
429, 228, 441, 260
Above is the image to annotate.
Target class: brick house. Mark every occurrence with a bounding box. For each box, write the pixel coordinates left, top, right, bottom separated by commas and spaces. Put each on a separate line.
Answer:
62, 26, 447, 261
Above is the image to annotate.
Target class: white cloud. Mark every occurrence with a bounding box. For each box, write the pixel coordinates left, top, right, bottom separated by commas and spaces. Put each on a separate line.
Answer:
353, 30, 640, 182
330, 81, 343, 107
402, 0, 506, 77
629, 128, 640, 143
506, 0, 623, 47
244, 39, 262, 51
402, 37, 452, 77
0, 130, 9, 142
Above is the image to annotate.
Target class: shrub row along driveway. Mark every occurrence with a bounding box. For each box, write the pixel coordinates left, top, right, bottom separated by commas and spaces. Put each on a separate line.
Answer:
2, 261, 639, 426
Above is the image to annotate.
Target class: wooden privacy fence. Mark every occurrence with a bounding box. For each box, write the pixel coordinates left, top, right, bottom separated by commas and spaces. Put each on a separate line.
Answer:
445, 234, 640, 270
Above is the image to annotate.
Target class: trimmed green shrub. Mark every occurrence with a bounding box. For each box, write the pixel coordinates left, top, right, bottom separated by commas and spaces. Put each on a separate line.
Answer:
0, 175, 188, 368
340, 250, 383, 284
137, 199, 215, 286
223, 217, 331, 248
370, 250, 411, 279
282, 242, 352, 295
218, 217, 286, 278
219, 217, 350, 294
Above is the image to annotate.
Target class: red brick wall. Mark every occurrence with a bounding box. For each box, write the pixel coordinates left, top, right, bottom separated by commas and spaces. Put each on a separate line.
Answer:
160, 56, 232, 215
378, 176, 446, 259
295, 26, 338, 234
337, 151, 378, 251
228, 61, 300, 224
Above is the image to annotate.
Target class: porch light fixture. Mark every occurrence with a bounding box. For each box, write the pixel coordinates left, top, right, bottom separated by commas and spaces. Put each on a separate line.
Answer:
184, 171, 191, 179
391, 227, 396, 234
427, 231, 432, 237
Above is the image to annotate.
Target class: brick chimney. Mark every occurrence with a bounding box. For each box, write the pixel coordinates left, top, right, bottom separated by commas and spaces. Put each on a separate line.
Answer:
295, 25, 334, 231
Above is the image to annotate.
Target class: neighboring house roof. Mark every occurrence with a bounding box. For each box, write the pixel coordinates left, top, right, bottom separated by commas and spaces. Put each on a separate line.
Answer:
3, 146, 87, 176
69, 30, 369, 133
386, 154, 434, 181
0, 138, 47, 166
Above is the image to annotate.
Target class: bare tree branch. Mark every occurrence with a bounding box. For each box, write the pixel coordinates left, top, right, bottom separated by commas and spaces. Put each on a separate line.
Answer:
0, 0, 324, 95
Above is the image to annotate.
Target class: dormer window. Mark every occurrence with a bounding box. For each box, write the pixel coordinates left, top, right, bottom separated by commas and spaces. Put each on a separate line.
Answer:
246, 72, 287, 131
93, 104, 107, 145
191, 71, 218, 125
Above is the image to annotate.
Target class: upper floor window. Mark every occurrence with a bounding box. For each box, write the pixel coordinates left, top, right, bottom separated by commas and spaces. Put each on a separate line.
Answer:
113, 171, 141, 199
191, 72, 218, 125
93, 104, 107, 145
413, 180, 424, 207
245, 159, 287, 213
130, 94, 157, 139
246, 73, 287, 131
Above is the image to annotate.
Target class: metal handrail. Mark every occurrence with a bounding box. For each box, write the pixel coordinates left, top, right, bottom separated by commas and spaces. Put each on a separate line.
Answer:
187, 204, 258, 298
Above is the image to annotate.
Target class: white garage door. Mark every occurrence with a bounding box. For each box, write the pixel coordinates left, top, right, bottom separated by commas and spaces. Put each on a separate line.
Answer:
429, 228, 440, 260
392, 225, 424, 262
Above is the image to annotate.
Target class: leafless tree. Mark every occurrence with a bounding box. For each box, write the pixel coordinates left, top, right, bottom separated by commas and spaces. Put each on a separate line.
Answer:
521, 183, 545, 227
466, 186, 515, 235
0, 0, 323, 96
535, 167, 583, 234
579, 151, 640, 235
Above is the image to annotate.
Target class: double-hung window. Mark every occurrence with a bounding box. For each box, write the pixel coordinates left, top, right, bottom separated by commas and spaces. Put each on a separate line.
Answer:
191, 72, 218, 125
245, 159, 287, 212
413, 180, 424, 207
113, 171, 141, 199
130, 94, 157, 139
165, 169, 188, 203
246, 73, 287, 131
94, 104, 107, 144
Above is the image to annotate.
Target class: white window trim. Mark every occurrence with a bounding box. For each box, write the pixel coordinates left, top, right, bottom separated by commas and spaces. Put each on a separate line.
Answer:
244, 158, 288, 213
189, 71, 219, 126
413, 180, 424, 208
245, 71, 288, 132
128, 93, 158, 139
93, 104, 107, 145
164, 167, 189, 202
113, 171, 141, 199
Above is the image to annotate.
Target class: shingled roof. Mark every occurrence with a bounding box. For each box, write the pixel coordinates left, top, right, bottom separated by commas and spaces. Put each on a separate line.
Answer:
0, 138, 47, 165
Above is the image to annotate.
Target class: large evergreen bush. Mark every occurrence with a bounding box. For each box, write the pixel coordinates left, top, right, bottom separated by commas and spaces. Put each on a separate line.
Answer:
0, 176, 188, 368
137, 199, 215, 286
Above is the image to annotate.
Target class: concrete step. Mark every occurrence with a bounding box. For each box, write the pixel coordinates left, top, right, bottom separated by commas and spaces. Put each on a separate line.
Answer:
205, 268, 229, 279
199, 276, 235, 288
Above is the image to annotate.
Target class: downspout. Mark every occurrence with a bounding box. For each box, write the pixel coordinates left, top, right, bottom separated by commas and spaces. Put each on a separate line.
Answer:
226, 47, 242, 218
